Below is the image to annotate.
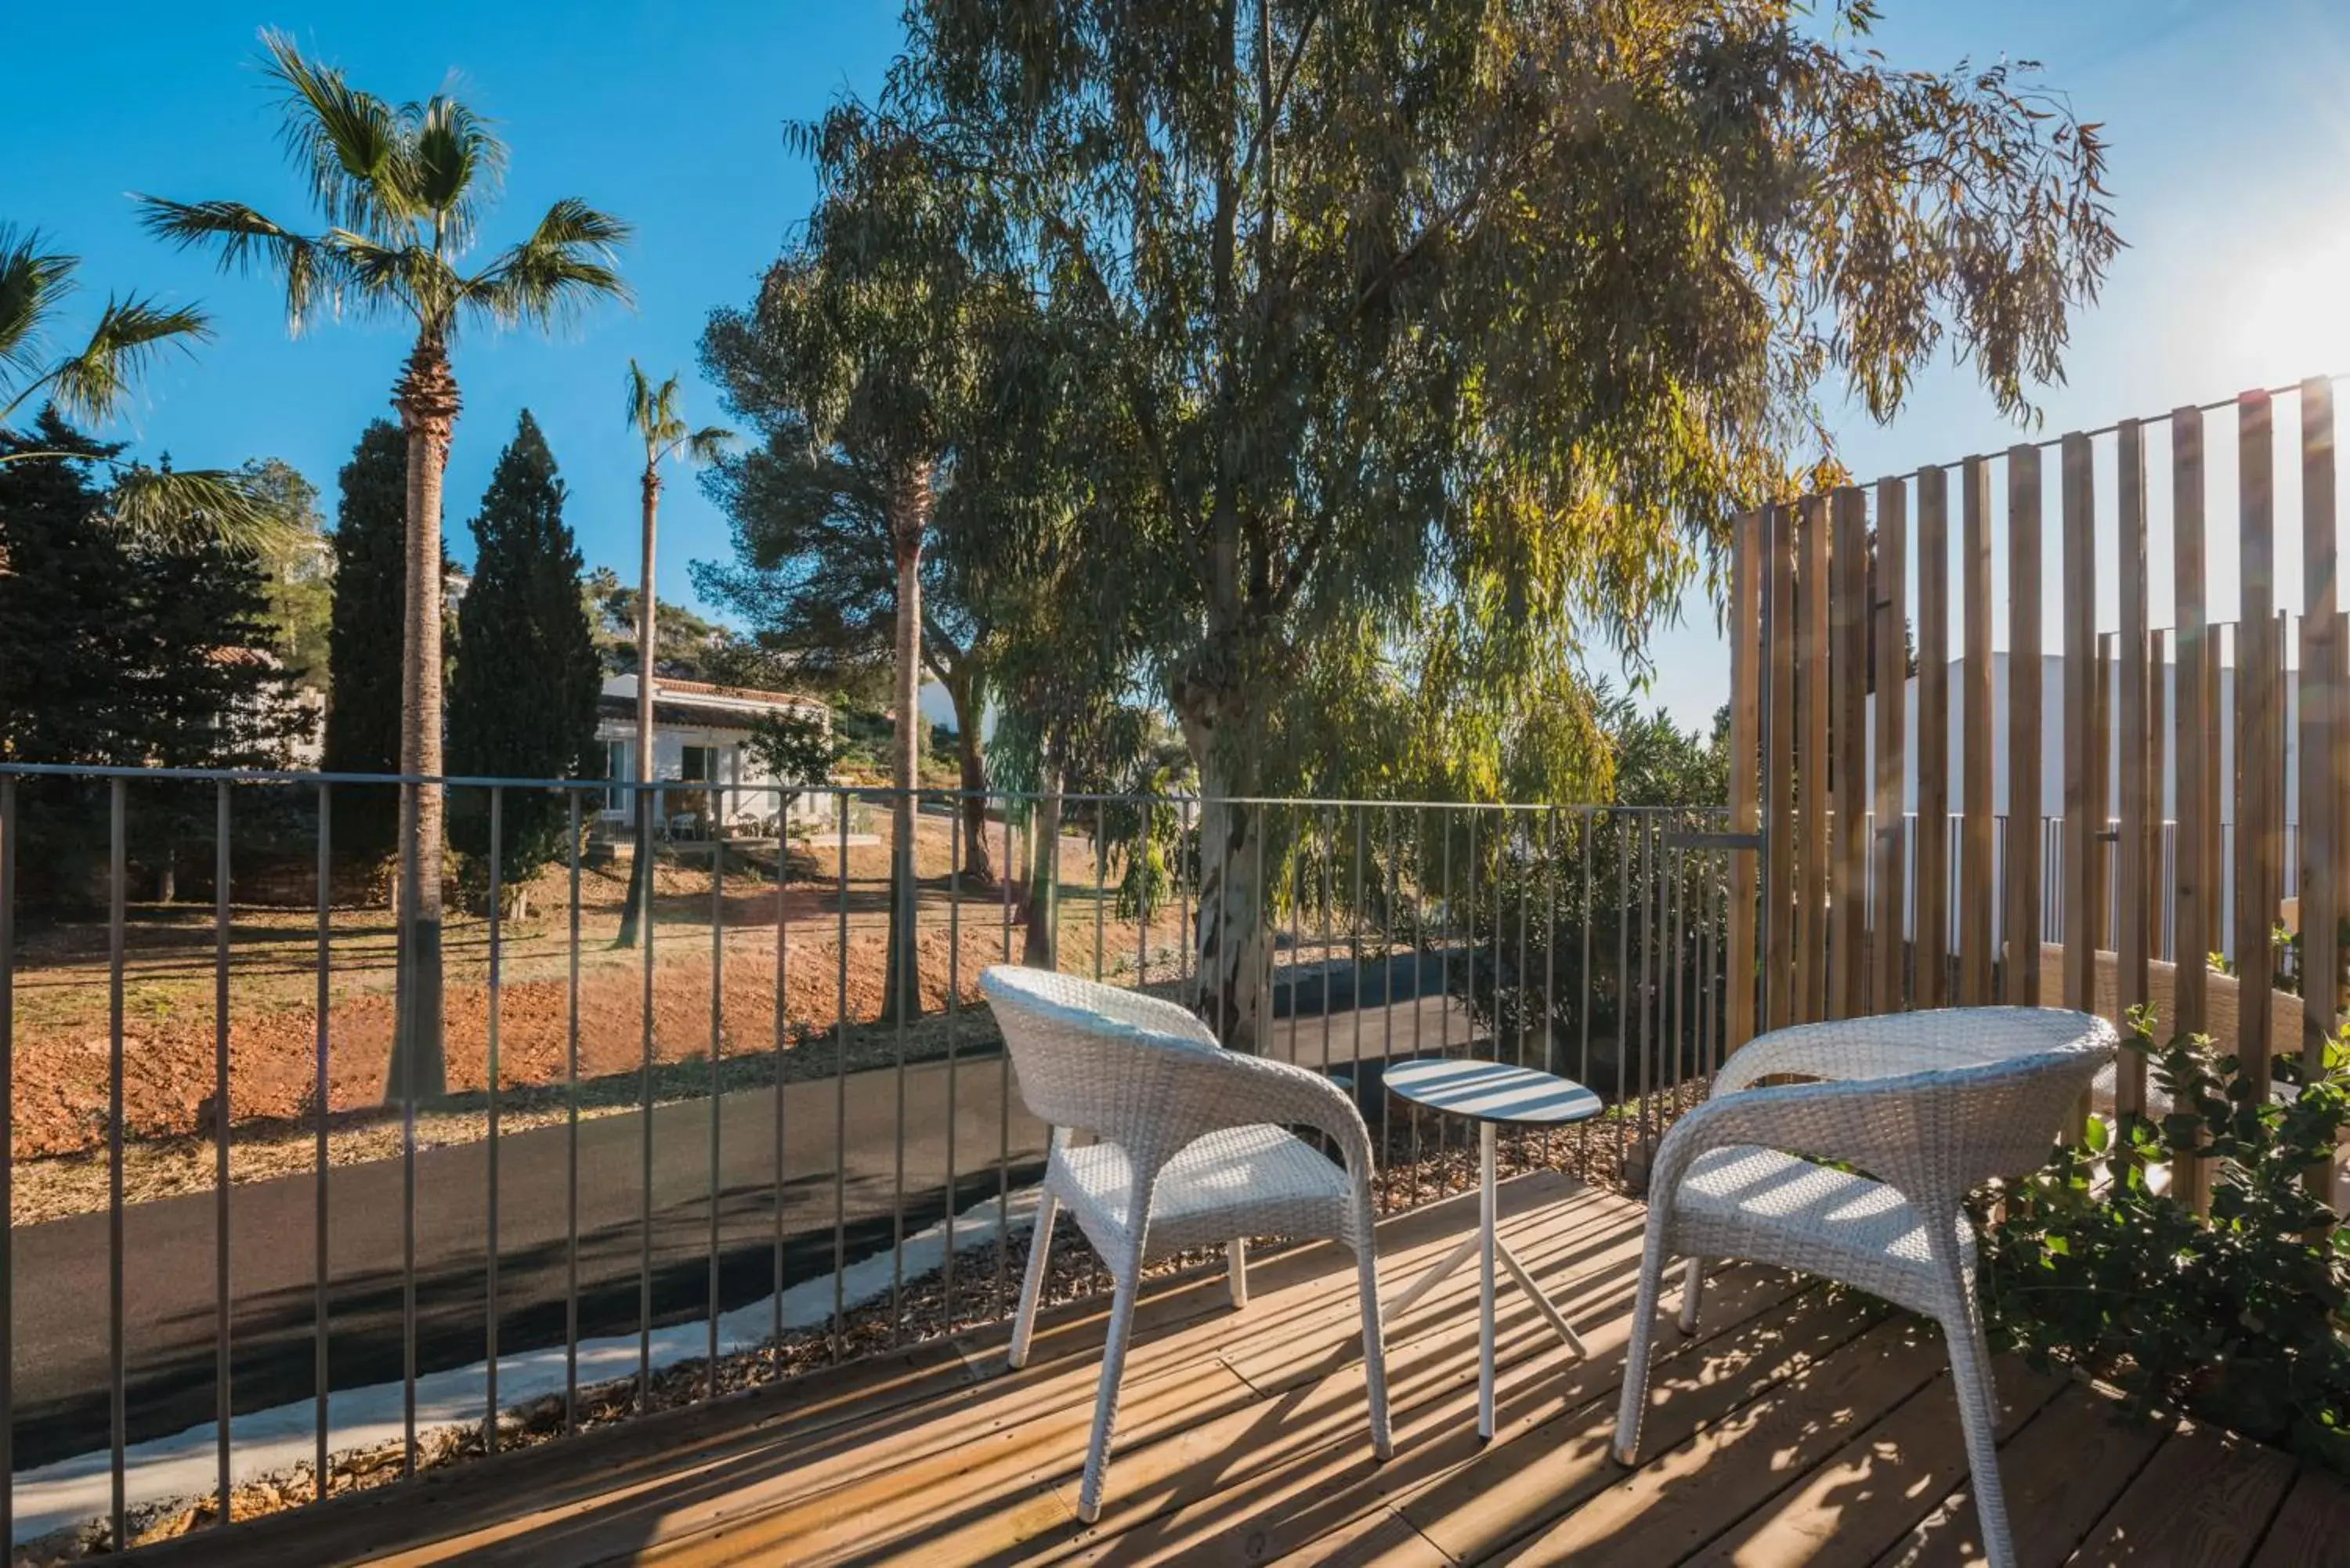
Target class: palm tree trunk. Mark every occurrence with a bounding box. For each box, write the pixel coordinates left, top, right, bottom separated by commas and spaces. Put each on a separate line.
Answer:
385, 338, 457, 1104
617, 468, 659, 948
880, 466, 929, 1024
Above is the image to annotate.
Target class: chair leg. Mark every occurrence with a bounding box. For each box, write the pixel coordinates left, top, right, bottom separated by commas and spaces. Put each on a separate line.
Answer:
1352, 1219, 1393, 1460
1940, 1290, 2019, 1568
1076, 1268, 1141, 1525
1008, 1189, 1058, 1371
1677, 1255, 1705, 1335
1610, 1220, 1674, 1465
1227, 1237, 1249, 1310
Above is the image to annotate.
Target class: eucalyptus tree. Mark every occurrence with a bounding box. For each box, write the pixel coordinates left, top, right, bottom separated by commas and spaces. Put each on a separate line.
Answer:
615, 360, 732, 948
908, 0, 2121, 1050
700, 100, 1013, 1021
139, 30, 631, 1100
0, 225, 271, 545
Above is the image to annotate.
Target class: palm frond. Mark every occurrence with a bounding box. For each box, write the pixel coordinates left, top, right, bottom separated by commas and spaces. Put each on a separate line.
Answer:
463, 197, 633, 333
44, 294, 212, 426
134, 197, 340, 332
625, 356, 656, 431
105, 465, 292, 556
257, 27, 416, 240
407, 92, 508, 249
684, 425, 736, 465
326, 230, 454, 327
0, 224, 78, 382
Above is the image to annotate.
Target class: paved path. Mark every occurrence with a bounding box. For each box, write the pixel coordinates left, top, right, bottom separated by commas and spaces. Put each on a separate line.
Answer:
10, 974, 1481, 1469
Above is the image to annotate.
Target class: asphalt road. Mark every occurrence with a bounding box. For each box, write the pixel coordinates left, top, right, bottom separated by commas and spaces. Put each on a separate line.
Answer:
10, 978, 1480, 1470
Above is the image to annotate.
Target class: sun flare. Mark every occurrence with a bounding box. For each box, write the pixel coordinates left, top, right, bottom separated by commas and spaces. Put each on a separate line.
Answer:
2231, 224, 2350, 378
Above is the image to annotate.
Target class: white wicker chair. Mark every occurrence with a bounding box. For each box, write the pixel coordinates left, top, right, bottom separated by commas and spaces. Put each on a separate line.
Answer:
981, 965, 1392, 1523
1611, 1007, 2115, 1568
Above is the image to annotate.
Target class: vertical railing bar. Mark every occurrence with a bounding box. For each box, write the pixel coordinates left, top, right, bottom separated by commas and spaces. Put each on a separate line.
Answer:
1515, 811, 1530, 1077
833, 796, 851, 1356
313, 783, 331, 1494
891, 790, 912, 1347
1441, 810, 1457, 1190
1137, 793, 1150, 988
1179, 797, 1195, 993
639, 786, 660, 1411
1615, 814, 1632, 1178
945, 796, 963, 1326
0, 779, 13, 1545
485, 788, 503, 1452
1542, 807, 1559, 1169
1409, 807, 1426, 1209
1350, 808, 1365, 1138
108, 776, 127, 1546
1578, 808, 1593, 1175
212, 781, 233, 1518
1321, 806, 1336, 1079
0, 778, 14, 1545
772, 787, 790, 1349
566, 790, 581, 1435
1092, 794, 1107, 984
997, 804, 1013, 1317
708, 803, 725, 1389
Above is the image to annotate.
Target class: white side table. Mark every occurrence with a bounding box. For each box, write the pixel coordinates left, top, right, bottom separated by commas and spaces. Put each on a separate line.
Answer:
1382, 1057, 1603, 1439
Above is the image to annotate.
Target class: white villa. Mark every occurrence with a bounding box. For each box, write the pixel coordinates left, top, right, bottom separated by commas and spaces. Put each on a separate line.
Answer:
594, 674, 834, 839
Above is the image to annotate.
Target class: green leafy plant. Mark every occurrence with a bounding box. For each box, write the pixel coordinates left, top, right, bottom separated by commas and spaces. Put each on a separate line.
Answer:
1978, 1006, 2350, 1472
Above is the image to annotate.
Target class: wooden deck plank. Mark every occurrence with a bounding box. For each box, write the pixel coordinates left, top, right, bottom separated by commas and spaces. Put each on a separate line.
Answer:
1492, 1314, 1947, 1566
151, 1166, 2330, 1568
1030, 1262, 1810, 1567
2247, 1467, 2350, 1568
1397, 1292, 1888, 1563
2070, 1421, 2295, 1568
1869, 1382, 2167, 1568
1682, 1358, 2065, 1568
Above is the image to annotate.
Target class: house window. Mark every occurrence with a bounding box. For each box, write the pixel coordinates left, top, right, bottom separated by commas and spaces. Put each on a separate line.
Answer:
682, 745, 718, 782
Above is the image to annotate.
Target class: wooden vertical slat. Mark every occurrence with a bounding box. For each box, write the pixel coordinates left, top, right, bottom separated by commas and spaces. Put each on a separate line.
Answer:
1961, 457, 1997, 1003
2006, 446, 2046, 1005
2301, 381, 2340, 1121
1914, 468, 1950, 1009
2147, 626, 2168, 970
2117, 420, 2151, 1118
2093, 629, 2113, 991
1830, 486, 1870, 1019
2238, 391, 2279, 1095
1873, 476, 1910, 1014
1799, 495, 1831, 1024
1764, 503, 1797, 1033
2173, 405, 2211, 1213
2061, 433, 2098, 1017
1726, 508, 1762, 1055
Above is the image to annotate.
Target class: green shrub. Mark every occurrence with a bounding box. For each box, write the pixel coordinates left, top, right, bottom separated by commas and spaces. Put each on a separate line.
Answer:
1977, 1007, 2350, 1472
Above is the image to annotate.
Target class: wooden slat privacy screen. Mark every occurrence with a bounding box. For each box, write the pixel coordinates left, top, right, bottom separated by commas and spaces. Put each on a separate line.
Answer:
1723, 380, 2343, 1200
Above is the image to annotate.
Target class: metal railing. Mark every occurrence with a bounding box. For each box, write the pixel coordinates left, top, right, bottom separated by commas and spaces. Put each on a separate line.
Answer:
0, 763, 1732, 1553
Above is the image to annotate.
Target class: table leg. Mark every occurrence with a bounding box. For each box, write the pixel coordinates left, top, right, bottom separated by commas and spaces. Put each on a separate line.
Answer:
1479, 1121, 1496, 1439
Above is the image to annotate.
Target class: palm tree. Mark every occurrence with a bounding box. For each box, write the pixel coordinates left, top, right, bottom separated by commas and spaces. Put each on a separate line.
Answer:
616, 359, 731, 947
0, 224, 273, 547
139, 31, 631, 1103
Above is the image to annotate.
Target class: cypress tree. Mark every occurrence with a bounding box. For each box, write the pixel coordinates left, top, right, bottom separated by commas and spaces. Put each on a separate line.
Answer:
323, 421, 409, 858
447, 411, 602, 900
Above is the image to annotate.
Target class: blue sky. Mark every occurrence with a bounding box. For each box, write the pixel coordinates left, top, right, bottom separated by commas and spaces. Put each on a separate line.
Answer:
13, 2, 2350, 731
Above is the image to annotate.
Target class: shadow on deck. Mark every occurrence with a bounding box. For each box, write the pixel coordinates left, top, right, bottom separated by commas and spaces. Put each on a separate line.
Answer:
128, 1172, 2346, 1566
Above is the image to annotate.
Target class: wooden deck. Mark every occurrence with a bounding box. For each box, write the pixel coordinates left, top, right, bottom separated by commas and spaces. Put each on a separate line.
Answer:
143, 1171, 2346, 1566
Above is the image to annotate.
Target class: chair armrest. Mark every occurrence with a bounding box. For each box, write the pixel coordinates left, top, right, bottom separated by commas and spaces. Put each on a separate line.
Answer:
1712, 1010, 2090, 1098
1647, 1073, 1948, 1216
1158, 1048, 1378, 1180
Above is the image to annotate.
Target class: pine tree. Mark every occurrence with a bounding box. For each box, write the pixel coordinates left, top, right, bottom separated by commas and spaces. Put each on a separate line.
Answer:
447, 410, 602, 903
323, 421, 409, 858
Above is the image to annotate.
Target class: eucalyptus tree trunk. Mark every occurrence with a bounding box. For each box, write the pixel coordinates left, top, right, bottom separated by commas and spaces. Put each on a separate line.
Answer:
1021, 750, 1062, 970
880, 466, 929, 1024
943, 670, 994, 886
1180, 700, 1267, 1053
385, 337, 457, 1104
616, 464, 659, 949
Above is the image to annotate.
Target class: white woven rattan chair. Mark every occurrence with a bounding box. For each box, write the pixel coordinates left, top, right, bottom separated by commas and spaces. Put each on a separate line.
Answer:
1611, 1007, 2115, 1568
981, 965, 1392, 1523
